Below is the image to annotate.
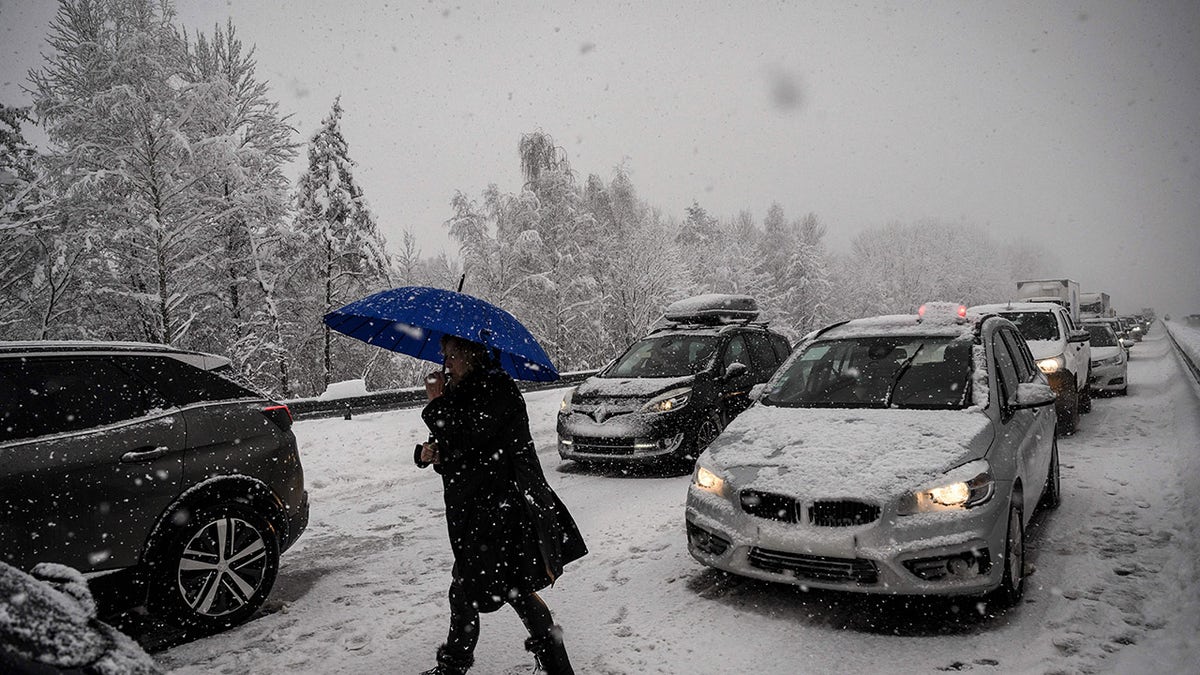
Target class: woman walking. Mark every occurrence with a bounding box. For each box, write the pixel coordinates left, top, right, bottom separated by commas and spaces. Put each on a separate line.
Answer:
416, 334, 587, 675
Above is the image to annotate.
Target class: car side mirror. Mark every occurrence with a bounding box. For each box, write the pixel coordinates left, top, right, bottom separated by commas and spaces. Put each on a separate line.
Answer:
1068, 330, 1090, 343
1010, 382, 1056, 410
749, 383, 766, 401
724, 362, 749, 380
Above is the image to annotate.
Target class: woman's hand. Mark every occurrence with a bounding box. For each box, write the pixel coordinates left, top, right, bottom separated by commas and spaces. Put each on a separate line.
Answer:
420, 441, 439, 465
424, 370, 446, 400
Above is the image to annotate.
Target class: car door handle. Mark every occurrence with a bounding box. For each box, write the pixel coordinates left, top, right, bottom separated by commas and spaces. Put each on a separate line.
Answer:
120, 445, 173, 463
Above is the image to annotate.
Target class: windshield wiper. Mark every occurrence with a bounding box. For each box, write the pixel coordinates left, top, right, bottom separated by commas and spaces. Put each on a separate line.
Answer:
884, 343, 924, 408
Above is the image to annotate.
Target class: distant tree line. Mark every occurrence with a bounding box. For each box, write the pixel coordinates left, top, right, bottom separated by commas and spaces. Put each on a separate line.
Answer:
1, 0, 1057, 397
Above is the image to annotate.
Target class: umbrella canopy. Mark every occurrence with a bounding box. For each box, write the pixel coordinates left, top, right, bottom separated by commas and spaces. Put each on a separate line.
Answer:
323, 286, 559, 382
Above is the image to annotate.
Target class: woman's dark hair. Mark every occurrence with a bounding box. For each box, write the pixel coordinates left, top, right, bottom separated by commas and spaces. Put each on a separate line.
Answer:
441, 334, 496, 369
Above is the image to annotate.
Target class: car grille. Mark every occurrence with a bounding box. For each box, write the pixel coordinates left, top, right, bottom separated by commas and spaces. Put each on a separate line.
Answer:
739, 493, 880, 527
808, 500, 881, 527
740, 490, 798, 523
570, 436, 635, 455
748, 548, 878, 584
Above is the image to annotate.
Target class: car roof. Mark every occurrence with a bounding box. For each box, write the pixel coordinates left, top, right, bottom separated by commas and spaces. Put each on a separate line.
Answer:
815, 313, 980, 342
0, 341, 232, 371
646, 322, 782, 339
968, 301, 1064, 315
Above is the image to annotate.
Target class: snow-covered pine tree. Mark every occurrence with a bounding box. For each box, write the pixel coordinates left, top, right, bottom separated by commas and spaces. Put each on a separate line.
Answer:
0, 104, 43, 338
183, 20, 299, 395
294, 97, 392, 391
29, 0, 219, 345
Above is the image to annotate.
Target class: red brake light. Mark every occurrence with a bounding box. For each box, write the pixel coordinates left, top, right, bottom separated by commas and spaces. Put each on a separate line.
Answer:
957, 305, 967, 319
263, 404, 293, 430
918, 304, 927, 318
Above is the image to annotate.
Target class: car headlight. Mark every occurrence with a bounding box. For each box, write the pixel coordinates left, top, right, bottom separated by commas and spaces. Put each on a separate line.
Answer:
560, 388, 575, 414
900, 461, 994, 514
693, 465, 726, 496
1037, 355, 1065, 374
1093, 355, 1123, 367
642, 387, 691, 414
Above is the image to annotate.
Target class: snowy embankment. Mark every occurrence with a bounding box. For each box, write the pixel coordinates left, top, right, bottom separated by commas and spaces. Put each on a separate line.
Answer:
157, 330, 1200, 674
1164, 319, 1200, 374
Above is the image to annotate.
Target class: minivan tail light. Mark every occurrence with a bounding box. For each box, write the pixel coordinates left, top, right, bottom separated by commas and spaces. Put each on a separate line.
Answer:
263, 404, 293, 431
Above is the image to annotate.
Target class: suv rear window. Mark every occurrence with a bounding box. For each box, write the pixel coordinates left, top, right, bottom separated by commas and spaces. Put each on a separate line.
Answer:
115, 356, 260, 405
998, 311, 1060, 341
0, 357, 169, 442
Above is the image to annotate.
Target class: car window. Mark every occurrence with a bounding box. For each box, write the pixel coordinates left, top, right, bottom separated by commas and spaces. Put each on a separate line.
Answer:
1083, 324, 1118, 347
991, 333, 1020, 407
0, 357, 170, 443
999, 328, 1036, 383
115, 355, 260, 405
769, 333, 791, 363
722, 335, 750, 371
998, 311, 1061, 341
763, 336, 971, 409
745, 333, 778, 374
602, 334, 720, 378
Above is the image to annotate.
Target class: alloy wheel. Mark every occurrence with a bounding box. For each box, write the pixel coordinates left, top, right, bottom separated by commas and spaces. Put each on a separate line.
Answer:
177, 515, 270, 618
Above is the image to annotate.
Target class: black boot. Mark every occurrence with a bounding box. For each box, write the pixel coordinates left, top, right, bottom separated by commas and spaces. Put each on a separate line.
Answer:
524, 626, 574, 675
419, 644, 473, 675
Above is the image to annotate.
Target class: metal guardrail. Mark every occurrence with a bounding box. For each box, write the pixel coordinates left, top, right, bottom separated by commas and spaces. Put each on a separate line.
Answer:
285, 370, 599, 420
1164, 323, 1200, 384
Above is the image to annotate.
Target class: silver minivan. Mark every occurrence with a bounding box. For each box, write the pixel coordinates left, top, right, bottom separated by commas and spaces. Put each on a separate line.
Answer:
686, 305, 1059, 604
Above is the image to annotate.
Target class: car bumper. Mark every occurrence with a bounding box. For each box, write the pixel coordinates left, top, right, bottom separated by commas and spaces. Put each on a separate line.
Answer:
557, 409, 699, 462
1088, 363, 1127, 391
684, 483, 1011, 596
280, 489, 309, 552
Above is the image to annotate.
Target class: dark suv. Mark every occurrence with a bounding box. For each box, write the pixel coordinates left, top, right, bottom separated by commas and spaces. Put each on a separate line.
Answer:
557, 295, 791, 466
0, 341, 308, 631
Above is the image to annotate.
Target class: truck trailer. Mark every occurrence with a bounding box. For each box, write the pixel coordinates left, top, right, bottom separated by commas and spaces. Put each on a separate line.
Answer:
1016, 278, 1081, 323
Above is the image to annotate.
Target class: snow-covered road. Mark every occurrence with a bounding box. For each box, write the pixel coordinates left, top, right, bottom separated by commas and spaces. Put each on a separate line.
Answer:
158, 327, 1200, 674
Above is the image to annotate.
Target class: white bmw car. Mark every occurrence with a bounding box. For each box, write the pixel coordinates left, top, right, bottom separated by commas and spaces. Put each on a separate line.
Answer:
686, 305, 1060, 603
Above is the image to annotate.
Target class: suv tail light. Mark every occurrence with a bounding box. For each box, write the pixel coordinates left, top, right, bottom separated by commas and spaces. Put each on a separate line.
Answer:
263, 404, 293, 431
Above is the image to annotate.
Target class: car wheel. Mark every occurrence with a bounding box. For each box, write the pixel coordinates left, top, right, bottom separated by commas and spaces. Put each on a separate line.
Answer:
1078, 383, 1092, 414
1117, 386, 1128, 397
1040, 439, 1061, 510
1056, 385, 1079, 435
148, 501, 280, 631
676, 411, 724, 465
993, 501, 1025, 607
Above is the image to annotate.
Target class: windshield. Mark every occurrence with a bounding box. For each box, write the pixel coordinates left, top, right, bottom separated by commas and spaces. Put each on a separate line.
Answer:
602, 334, 719, 378
763, 336, 972, 409
1083, 324, 1118, 347
998, 311, 1060, 341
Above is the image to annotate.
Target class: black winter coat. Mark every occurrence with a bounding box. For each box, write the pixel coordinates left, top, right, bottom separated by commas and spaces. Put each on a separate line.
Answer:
418, 365, 587, 612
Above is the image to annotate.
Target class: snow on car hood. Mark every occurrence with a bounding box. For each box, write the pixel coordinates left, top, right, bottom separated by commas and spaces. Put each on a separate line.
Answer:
1025, 339, 1064, 361
575, 375, 694, 399
703, 405, 993, 503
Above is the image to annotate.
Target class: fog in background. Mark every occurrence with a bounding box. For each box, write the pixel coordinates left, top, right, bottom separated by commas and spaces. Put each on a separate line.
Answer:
3, 0, 1197, 317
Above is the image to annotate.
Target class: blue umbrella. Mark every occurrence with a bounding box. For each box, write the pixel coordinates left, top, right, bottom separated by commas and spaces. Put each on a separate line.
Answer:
323, 286, 559, 382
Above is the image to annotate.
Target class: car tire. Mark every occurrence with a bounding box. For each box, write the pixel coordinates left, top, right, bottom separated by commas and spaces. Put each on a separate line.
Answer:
1056, 385, 1079, 436
1040, 440, 1061, 510
147, 501, 280, 631
993, 501, 1025, 607
1117, 386, 1128, 397
1078, 382, 1092, 414
677, 411, 724, 464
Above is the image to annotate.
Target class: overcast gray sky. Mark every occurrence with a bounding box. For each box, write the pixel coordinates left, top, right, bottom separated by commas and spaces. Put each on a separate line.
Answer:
3, 0, 1198, 316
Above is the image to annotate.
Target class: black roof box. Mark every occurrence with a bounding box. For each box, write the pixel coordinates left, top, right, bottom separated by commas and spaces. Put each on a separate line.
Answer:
663, 294, 760, 324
